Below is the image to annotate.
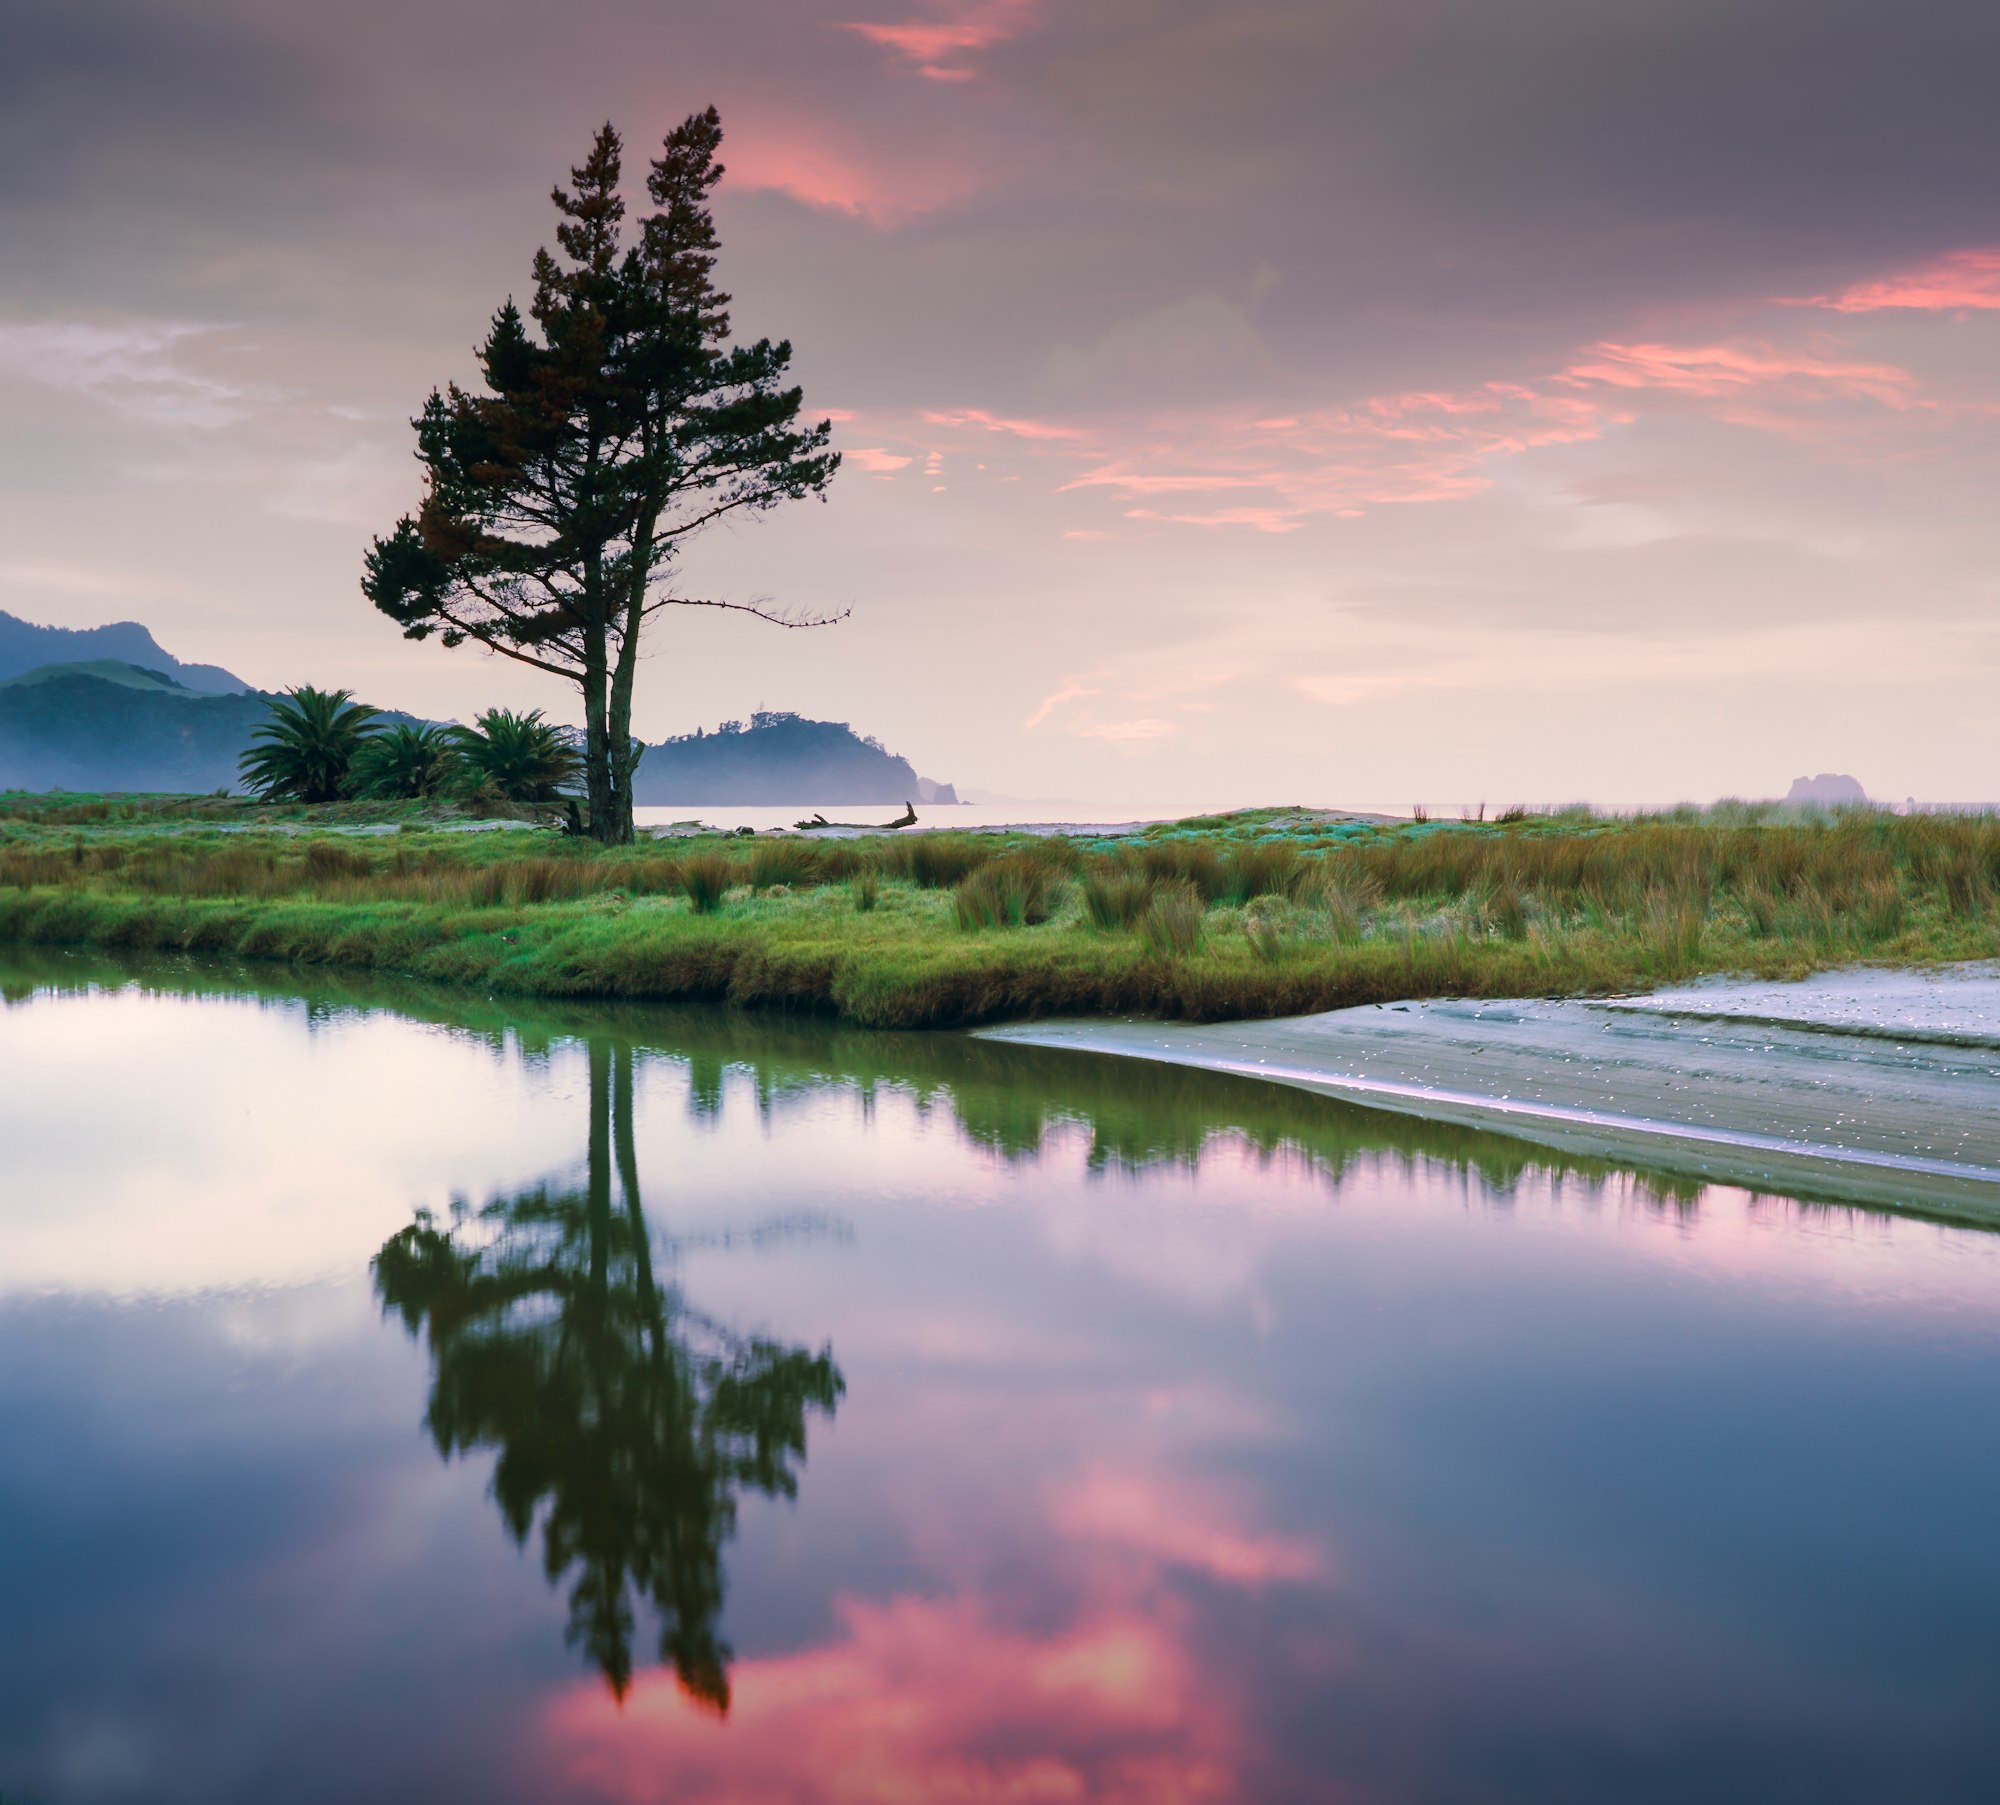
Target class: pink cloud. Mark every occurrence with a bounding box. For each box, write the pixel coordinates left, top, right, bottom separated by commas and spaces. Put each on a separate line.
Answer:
726, 124, 974, 224
844, 0, 1041, 80
1787, 247, 2000, 315
923, 405, 1087, 441
847, 445, 914, 472
1023, 676, 1101, 729
1064, 383, 1608, 528
1125, 504, 1309, 534
1562, 340, 1917, 408
1077, 718, 1179, 743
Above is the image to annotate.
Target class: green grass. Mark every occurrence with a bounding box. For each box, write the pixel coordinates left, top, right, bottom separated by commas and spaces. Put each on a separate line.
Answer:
1, 803, 1997, 1029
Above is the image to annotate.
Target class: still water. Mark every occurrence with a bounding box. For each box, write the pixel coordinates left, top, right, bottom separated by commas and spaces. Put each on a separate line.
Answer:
2, 952, 1998, 1803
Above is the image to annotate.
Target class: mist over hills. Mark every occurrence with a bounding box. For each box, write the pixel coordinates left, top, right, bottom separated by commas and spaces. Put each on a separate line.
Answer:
0, 609, 247, 695
0, 660, 272, 792
0, 610, 960, 802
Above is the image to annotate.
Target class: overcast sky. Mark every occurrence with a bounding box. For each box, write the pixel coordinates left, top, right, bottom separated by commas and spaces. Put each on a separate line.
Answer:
3, 0, 1996, 805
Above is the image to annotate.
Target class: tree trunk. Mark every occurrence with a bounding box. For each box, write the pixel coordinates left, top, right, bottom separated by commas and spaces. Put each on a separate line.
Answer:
580, 546, 615, 843
603, 514, 655, 848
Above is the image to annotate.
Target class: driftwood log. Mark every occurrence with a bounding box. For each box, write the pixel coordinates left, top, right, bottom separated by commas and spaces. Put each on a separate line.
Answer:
793, 802, 918, 831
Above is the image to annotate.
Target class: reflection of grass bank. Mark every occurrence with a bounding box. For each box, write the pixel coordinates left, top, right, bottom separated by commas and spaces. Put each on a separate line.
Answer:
0, 946, 1728, 1217
2, 805, 1997, 1028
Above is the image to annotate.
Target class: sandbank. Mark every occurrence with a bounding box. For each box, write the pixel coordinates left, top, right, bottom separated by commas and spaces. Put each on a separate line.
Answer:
980, 964, 2000, 1222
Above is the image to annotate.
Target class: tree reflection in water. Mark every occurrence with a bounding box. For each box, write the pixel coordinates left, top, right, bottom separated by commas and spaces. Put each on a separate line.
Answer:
372, 1037, 843, 1711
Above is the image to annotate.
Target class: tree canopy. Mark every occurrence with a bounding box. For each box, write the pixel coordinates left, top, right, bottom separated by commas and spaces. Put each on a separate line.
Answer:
363, 110, 841, 843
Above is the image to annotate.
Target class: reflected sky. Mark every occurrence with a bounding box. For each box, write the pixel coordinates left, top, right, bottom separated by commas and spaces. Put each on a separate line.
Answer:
3, 954, 1999, 1803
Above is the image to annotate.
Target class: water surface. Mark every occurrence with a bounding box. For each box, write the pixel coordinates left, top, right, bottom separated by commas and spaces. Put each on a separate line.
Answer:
3, 952, 1998, 1803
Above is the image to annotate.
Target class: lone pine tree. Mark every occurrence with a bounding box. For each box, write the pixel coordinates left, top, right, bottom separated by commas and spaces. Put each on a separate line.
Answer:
363, 110, 840, 842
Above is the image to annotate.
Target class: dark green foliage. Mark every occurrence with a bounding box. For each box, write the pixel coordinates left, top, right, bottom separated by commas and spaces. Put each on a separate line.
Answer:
351, 722, 462, 800
852, 869, 879, 912
453, 708, 582, 803
237, 686, 380, 803
363, 113, 840, 844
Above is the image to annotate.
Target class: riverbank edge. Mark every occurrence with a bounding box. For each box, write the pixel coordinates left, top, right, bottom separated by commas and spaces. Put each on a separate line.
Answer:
979, 1007, 2000, 1223
8, 881, 1997, 1033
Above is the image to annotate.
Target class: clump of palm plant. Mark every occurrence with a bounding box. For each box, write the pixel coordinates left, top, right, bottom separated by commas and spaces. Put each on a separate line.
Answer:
238, 686, 380, 803
452, 708, 582, 803
351, 723, 462, 800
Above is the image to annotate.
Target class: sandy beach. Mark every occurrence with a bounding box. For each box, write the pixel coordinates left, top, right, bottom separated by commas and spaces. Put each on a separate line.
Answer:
981, 963, 2000, 1222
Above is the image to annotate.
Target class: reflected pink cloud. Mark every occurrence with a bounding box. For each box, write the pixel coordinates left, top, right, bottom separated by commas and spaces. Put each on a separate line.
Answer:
1788, 247, 2000, 314
539, 1591, 1243, 1804
1054, 1466, 1327, 1587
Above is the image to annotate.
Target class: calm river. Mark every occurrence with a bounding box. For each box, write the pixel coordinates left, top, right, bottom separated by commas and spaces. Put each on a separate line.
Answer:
3, 952, 1998, 1803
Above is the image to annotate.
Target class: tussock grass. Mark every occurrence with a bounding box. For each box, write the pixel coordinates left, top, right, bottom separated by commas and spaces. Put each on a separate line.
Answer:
2, 804, 1997, 1028
1139, 881, 1206, 959
677, 853, 735, 915
952, 850, 1067, 930
1081, 867, 1155, 930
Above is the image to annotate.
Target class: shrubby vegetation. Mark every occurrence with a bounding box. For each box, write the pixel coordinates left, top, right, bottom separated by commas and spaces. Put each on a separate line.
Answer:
1, 802, 1996, 1029
235, 687, 581, 808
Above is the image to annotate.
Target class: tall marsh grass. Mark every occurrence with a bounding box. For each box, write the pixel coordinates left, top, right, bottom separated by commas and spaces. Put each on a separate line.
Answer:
3, 806, 1998, 1028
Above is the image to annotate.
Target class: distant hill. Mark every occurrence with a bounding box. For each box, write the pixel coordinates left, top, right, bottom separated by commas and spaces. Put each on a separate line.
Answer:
1784, 772, 1868, 805
0, 608, 247, 694
632, 712, 959, 805
0, 661, 273, 792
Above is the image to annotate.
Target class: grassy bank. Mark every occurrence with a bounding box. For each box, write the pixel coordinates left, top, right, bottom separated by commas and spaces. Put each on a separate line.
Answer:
2, 802, 1997, 1028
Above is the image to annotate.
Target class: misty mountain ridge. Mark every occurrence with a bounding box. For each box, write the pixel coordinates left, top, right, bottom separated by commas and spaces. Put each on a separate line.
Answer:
0, 608, 248, 694
0, 654, 959, 805
0, 660, 275, 793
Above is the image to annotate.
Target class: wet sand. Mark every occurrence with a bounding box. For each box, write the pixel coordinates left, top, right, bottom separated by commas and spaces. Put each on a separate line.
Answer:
980, 964, 2000, 1222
